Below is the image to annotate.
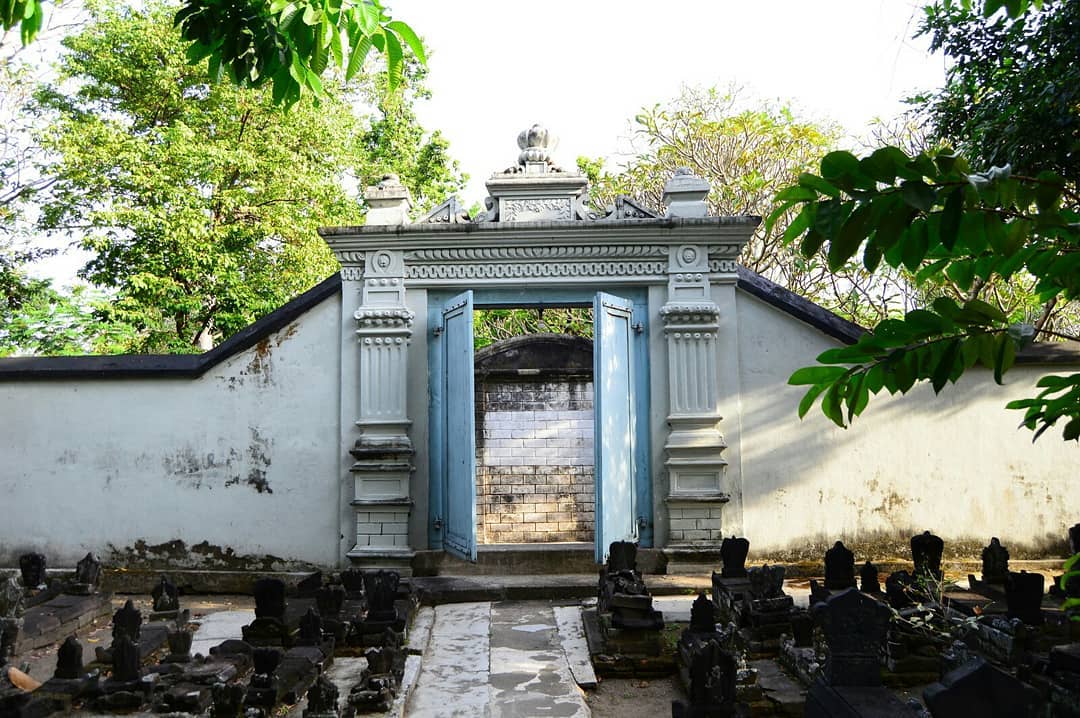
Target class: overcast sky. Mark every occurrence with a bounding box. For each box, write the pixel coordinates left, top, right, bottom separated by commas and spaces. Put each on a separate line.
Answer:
398, 0, 946, 204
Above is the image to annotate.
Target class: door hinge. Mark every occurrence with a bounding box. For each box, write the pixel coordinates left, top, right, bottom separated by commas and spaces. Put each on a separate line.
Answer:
432, 325, 444, 337
632, 322, 645, 335
637, 515, 650, 530
433, 516, 444, 531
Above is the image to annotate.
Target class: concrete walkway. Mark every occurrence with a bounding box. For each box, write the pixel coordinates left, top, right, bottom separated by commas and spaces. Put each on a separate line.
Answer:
406, 601, 589, 718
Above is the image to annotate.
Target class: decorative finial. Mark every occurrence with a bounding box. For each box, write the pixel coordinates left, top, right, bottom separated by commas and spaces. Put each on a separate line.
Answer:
662, 167, 711, 218
510, 124, 560, 174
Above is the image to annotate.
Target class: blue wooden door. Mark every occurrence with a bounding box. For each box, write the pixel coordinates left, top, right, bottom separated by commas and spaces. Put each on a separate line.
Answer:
593, 292, 637, 563
442, 291, 477, 561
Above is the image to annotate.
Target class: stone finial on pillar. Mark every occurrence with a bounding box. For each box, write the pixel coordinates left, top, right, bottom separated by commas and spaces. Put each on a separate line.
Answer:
662, 168, 710, 218
364, 174, 412, 226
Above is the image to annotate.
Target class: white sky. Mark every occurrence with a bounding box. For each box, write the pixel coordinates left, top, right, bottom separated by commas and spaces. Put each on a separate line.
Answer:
399, 0, 946, 204
30, 0, 945, 286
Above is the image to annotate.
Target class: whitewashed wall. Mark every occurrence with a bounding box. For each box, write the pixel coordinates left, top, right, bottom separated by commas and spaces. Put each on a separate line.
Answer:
0, 295, 341, 569
733, 291, 1079, 557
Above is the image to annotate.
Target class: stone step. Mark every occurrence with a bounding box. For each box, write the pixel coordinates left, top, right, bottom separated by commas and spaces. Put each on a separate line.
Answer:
413, 543, 665, 576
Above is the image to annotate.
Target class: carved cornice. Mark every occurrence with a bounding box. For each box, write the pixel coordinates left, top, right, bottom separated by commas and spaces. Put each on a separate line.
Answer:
354, 307, 415, 331
659, 303, 721, 322
407, 261, 667, 281
405, 245, 670, 261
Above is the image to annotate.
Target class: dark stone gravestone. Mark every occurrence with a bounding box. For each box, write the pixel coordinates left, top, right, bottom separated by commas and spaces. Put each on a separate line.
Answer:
712, 537, 752, 616
824, 541, 857, 591
671, 637, 746, 718
253, 578, 287, 620
54, 635, 84, 679
598, 542, 663, 632
1070, 523, 1080, 555
923, 656, 1041, 717
113, 599, 142, 643
304, 673, 340, 718
720, 536, 749, 578
688, 594, 716, 635
19, 553, 46, 590
1005, 571, 1044, 625
245, 647, 284, 709
211, 681, 246, 718
981, 538, 1009, 584
68, 552, 102, 595
885, 571, 915, 609
859, 561, 880, 594
808, 579, 829, 606
806, 588, 922, 718
363, 570, 400, 623
151, 575, 181, 619
109, 634, 142, 684
340, 569, 366, 600
738, 565, 795, 657
346, 628, 406, 713
316, 585, 348, 644
164, 628, 193, 663
813, 588, 890, 687
244, 578, 293, 647
297, 571, 322, 599
298, 607, 323, 647
911, 531, 944, 581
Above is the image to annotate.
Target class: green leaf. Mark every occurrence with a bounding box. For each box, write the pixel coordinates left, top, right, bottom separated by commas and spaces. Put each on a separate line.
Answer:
932, 339, 961, 393
798, 383, 827, 419
774, 186, 817, 203
994, 334, 1017, 384
939, 187, 964, 250
781, 203, 815, 243
820, 151, 861, 182
386, 20, 426, 63
861, 146, 912, 183
789, 366, 848, 385
382, 28, 403, 90
829, 203, 872, 271
798, 172, 840, 198
901, 221, 929, 270
345, 34, 372, 81
902, 179, 936, 212
945, 260, 975, 291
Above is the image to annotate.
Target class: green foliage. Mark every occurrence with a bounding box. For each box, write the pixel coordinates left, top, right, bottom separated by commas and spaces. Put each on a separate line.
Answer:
775, 144, 1079, 441
1062, 552, 1080, 620
2, 0, 423, 107
917, 0, 1078, 185
473, 307, 592, 350
0, 282, 135, 355
30, 1, 461, 353
582, 87, 914, 327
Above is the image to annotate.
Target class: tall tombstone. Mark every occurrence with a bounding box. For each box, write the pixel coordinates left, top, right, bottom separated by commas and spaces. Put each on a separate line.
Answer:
813, 588, 891, 687
54, 636, 84, 680
19, 553, 46, 589
110, 634, 141, 683
823, 541, 857, 591
165, 628, 193, 664
297, 572, 323, 598
70, 552, 102, 595
112, 599, 142, 643
362, 571, 400, 622
152, 575, 180, 614
911, 531, 944, 581
608, 541, 638, 573
298, 608, 323, 647
687, 594, 717, 635
859, 561, 880, 594
1005, 571, 1045, 625
303, 673, 340, 718
672, 638, 742, 718
981, 537, 1009, 584
316, 585, 345, 619
339, 569, 366, 600
252, 578, 287, 621
719, 537, 749, 579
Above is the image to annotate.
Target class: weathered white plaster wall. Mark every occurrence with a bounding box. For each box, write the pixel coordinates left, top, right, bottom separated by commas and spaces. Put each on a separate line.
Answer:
0, 295, 341, 569
734, 291, 1079, 556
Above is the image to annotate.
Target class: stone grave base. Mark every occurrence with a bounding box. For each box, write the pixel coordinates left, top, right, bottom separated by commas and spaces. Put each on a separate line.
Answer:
14, 592, 112, 653
581, 608, 674, 677
805, 681, 922, 718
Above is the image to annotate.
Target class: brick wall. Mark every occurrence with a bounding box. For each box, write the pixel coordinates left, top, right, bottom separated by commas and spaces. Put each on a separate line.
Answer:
475, 379, 594, 543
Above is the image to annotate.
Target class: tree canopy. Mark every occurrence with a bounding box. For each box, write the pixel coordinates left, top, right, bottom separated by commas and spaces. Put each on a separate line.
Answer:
580, 88, 915, 327
28, 1, 461, 353
1, 0, 422, 106
776, 0, 1079, 442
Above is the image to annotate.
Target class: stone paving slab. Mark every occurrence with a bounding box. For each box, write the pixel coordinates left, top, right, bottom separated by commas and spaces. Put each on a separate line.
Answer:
190, 609, 253, 656
406, 602, 491, 717
552, 605, 597, 690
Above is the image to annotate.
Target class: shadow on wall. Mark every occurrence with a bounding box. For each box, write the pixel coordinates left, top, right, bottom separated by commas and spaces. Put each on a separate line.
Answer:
733, 304, 1077, 556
